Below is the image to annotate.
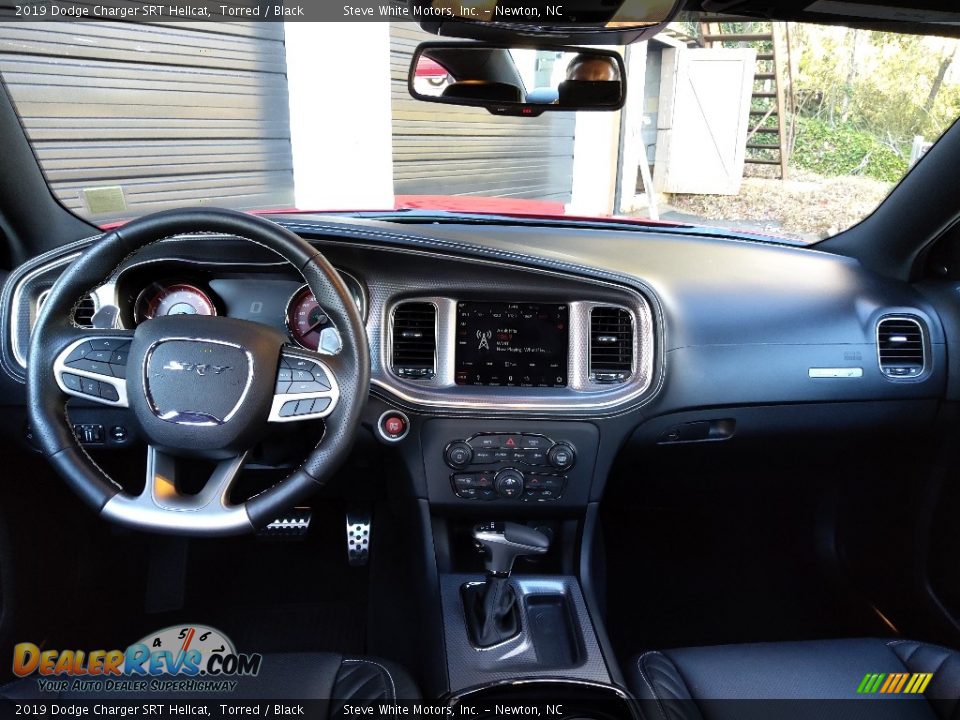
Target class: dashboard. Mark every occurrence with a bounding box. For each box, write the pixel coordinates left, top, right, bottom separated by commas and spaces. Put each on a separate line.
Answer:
0, 216, 948, 432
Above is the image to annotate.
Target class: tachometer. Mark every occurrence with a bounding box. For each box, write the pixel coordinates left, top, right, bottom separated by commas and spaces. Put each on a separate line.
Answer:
286, 285, 334, 351
134, 283, 217, 323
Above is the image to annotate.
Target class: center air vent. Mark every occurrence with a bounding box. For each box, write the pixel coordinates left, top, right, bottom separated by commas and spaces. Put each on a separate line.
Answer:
391, 302, 437, 379
877, 316, 925, 379
590, 306, 633, 384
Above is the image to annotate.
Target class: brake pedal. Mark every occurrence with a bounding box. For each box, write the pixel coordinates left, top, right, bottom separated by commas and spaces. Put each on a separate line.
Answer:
346, 509, 372, 566
259, 507, 312, 538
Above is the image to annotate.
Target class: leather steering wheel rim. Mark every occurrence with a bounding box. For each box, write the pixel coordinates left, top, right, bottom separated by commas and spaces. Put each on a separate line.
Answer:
26, 207, 370, 535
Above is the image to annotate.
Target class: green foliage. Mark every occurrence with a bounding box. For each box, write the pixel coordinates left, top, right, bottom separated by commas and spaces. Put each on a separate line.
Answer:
792, 25, 959, 164
792, 116, 907, 182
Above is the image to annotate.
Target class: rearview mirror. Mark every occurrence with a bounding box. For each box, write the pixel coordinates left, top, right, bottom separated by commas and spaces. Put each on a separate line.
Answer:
408, 42, 626, 116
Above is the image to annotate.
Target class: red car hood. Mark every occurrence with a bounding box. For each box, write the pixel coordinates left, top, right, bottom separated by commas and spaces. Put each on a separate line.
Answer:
99, 195, 685, 230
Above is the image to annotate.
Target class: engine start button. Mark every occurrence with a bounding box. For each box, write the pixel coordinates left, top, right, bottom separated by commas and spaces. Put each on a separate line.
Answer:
378, 410, 410, 442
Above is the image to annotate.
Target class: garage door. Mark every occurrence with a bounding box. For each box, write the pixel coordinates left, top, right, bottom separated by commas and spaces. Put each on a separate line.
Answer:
0, 22, 294, 223
391, 23, 575, 202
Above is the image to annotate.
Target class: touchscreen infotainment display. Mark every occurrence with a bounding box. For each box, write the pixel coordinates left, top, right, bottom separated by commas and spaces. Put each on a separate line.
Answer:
454, 302, 568, 387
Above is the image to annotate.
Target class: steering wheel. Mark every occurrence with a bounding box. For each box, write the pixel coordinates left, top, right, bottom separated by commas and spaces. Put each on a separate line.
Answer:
27, 208, 370, 536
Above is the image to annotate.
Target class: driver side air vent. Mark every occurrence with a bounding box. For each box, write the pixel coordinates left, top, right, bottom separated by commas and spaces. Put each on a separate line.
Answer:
590, 306, 633, 384
73, 295, 97, 328
37, 291, 97, 328
877, 317, 925, 379
391, 302, 437, 380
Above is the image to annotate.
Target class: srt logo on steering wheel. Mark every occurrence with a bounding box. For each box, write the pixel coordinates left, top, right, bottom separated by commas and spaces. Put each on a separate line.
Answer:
161, 360, 231, 376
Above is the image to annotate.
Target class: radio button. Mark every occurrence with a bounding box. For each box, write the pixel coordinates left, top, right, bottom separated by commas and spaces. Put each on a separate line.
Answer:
525, 450, 548, 465
494, 469, 524, 499
470, 435, 500, 449
445, 441, 474, 468
547, 443, 576, 471
472, 449, 497, 464
453, 473, 478, 490
543, 477, 565, 491
520, 435, 550, 450
474, 473, 495, 489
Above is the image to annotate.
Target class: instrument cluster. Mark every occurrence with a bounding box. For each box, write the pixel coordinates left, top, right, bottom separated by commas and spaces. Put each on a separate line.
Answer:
129, 271, 365, 352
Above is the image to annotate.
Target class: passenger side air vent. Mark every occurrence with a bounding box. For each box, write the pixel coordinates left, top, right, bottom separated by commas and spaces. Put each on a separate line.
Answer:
391, 302, 437, 379
73, 295, 97, 328
590, 306, 633, 384
877, 317, 925, 379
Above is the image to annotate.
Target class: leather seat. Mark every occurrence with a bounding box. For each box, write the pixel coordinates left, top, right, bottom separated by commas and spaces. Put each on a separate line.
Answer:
629, 638, 960, 719
3, 652, 418, 711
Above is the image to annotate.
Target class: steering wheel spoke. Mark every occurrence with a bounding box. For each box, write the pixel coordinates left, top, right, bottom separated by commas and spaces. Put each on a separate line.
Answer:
100, 446, 252, 535
54, 331, 135, 407
269, 345, 340, 422
30, 208, 369, 535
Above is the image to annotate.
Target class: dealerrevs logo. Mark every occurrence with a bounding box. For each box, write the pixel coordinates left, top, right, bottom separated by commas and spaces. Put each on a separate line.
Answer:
13, 625, 261, 693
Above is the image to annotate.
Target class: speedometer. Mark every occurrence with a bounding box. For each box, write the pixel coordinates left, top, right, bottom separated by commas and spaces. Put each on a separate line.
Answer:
134, 283, 217, 323
285, 286, 334, 351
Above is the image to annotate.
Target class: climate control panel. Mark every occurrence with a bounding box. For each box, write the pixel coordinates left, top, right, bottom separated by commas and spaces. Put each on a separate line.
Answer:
444, 433, 576, 502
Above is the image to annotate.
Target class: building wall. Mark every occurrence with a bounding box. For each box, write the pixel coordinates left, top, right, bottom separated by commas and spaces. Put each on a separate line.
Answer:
0, 22, 293, 222
390, 23, 576, 202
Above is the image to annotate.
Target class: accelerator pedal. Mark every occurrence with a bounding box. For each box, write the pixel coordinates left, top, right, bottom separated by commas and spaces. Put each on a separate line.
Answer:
346, 507, 372, 566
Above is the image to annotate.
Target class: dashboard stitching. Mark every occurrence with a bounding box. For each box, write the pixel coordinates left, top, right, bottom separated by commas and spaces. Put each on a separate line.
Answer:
3, 220, 668, 416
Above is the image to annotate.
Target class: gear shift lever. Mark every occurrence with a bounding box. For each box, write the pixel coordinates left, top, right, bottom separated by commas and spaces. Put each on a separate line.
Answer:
465, 522, 550, 647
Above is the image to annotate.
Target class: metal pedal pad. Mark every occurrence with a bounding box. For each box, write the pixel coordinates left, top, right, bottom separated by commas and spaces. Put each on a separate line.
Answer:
259, 507, 312, 538
346, 509, 372, 566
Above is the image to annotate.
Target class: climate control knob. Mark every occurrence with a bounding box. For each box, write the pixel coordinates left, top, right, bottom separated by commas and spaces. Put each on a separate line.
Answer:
547, 443, 576, 471
445, 441, 474, 468
494, 469, 524, 499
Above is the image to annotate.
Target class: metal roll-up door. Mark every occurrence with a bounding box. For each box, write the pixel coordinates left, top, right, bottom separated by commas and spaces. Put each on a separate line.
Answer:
391, 23, 575, 202
0, 21, 293, 222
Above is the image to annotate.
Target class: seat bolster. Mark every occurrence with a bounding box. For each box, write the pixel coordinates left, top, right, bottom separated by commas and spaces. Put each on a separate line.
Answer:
886, 640, 960, 717
333, 657, 420, 701
631, 651, 703, 720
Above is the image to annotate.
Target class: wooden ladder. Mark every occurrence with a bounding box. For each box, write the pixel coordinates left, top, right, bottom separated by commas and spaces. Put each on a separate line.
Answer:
698, 17, 793, 179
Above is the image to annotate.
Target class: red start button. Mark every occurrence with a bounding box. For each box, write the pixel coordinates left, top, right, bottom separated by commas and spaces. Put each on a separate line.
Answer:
379, 411, 409, 441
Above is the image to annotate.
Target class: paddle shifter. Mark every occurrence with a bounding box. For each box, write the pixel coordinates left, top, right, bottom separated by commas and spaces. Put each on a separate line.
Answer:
465, 522, 550, 647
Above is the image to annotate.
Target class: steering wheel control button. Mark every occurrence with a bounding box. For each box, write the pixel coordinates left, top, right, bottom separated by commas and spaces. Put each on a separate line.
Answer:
377, 410, 410, 442
65, 343, 91, 363
99, 383, 120, 402
81, 377, 100, 396
547, 443, 576, 471
445, 440, 474, 467
90, 338, 127, 351
61, 373, 83, 392
269, 352, 339, 423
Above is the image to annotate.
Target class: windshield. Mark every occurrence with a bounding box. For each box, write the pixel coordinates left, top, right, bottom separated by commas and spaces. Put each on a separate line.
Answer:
0, 18, 958, 243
